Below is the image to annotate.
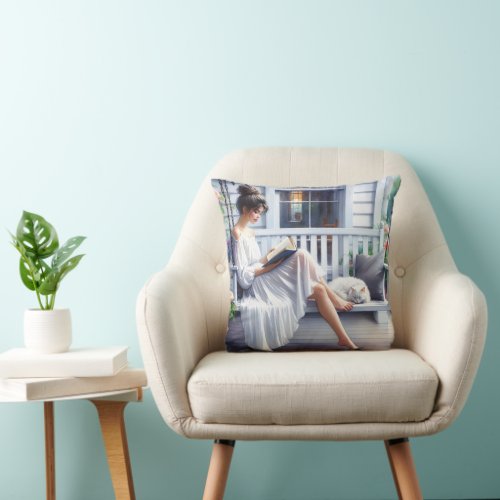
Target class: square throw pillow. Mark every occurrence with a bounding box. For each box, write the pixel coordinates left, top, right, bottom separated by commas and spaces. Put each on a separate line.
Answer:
354, 249, 386, 301
211, 175, 401, 352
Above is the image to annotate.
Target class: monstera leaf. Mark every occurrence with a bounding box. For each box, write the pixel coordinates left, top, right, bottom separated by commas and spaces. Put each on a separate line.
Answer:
51, 236, 86, 269
9, 231, 42, 289
38, 254, 85, 296
19, 256, 51, 291
16, 211, 59, 258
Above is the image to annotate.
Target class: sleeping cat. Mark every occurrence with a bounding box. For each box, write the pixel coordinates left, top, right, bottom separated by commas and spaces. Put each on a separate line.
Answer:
327, 276, 371, 304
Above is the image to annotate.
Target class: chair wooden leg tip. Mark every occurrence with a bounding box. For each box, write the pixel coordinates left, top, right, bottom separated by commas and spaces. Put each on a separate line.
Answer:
214, 439, 236, 447
387, 437, 409, 446
384, 437, 423, 500
203, 440, 236, 500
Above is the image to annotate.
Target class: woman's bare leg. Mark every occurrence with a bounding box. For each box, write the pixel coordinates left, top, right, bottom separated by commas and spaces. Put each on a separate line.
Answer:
296, 250, 353, 312
307, 283, 359, 349
319, 277, 354, 312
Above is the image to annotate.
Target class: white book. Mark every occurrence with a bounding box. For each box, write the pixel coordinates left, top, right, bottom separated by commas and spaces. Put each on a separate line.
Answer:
0, 367, 147, 400
0, 346, 128, 378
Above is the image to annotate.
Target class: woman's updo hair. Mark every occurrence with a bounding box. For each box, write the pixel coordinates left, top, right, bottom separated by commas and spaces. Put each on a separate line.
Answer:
236, 184, 269, 214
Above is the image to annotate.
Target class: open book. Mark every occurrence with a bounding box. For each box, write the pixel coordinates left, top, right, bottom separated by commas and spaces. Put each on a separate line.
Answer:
263, 236, 297, 267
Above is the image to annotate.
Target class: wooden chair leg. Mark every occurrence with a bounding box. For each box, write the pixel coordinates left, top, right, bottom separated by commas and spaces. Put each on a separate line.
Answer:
203, 439, 236, 500
384, 437, 423, 500
44, 402, 56, 500
91, 400, 136, 500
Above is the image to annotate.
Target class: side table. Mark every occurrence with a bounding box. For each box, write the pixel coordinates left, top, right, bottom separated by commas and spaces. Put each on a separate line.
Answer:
0, 385, 147, 500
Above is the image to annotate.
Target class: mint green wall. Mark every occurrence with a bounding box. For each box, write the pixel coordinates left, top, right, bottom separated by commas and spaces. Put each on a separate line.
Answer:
0, 1, 498, 499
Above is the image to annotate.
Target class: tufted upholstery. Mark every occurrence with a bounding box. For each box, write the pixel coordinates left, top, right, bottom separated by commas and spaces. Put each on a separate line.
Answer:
136, 147, 488, 441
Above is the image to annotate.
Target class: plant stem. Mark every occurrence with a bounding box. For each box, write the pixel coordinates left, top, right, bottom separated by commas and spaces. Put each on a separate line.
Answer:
35, 288, 44, 310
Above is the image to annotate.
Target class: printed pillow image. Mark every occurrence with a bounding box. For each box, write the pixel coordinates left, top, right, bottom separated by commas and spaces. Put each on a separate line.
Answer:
211, 176, 401, 352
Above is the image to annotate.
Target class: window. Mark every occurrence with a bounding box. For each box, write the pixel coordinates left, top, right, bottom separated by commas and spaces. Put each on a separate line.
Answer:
289, 191, 303, 222
278, 188, 345, 228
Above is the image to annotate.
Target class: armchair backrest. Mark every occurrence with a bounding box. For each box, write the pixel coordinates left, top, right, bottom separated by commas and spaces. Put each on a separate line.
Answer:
168, 147, 457, 353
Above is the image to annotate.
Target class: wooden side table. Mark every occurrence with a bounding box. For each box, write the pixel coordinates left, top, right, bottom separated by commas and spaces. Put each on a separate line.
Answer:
0, 386, 146, 500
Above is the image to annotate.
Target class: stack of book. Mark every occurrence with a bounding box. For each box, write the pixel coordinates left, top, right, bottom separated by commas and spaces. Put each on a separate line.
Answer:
0, 346, 147, 400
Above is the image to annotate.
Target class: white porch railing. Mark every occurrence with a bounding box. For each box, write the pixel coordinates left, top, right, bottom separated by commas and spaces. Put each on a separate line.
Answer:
253, 227, 384, 279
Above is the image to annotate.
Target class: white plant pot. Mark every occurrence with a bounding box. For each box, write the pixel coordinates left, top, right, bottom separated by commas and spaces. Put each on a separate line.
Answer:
24, 308, 72, 354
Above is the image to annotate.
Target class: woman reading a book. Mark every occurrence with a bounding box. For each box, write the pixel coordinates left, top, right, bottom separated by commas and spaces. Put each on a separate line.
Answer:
231, 184, 360, 351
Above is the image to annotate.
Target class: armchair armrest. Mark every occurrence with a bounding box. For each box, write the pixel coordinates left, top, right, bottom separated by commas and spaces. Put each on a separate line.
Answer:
136, 264, 210, 437
401, 244, 488, 432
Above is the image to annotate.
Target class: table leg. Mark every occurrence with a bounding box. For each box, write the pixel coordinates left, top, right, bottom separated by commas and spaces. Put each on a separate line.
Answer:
44, 401, 56, 500
90, 400, 136, 500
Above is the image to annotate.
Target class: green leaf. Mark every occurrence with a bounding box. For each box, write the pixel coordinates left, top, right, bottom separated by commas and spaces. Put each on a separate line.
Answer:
38, 254, 85, 296
58, 253, 84, 282
386, 176, 402, 226
51, 236, 86, 269
10, 232, 52, 292
19, 257, 36, 290
38, 269, 59, 296
7, 228, 17, 242
16, 211, 59, 259
11, 234, 40, 289
20, 257, 50, 291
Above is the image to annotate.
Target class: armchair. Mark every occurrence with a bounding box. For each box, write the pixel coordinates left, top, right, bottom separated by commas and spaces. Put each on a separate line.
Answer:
136, 147, 488, 500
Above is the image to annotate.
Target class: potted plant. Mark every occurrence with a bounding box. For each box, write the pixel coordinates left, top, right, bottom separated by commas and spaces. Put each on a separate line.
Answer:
8, 211, 85, 353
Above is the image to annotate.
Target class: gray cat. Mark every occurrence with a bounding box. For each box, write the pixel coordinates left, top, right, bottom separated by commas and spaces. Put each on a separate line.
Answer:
327, 276, 371, 304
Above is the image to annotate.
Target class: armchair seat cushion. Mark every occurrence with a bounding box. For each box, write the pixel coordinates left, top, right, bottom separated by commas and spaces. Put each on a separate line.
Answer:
187, 348, 439, 425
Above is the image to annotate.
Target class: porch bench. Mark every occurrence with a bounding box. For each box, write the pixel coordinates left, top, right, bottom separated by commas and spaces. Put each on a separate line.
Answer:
230, 264, 391, 324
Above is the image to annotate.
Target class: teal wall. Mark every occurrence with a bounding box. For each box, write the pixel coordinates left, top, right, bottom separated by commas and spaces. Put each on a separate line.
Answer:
0, 1, 498, 499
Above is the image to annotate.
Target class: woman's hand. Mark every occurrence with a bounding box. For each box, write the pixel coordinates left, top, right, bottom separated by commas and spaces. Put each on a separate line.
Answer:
255, 257, 285, 277
259, 247, 276, 265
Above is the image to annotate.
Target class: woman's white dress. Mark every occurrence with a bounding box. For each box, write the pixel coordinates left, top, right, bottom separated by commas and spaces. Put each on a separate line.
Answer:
232, 229, 326, 351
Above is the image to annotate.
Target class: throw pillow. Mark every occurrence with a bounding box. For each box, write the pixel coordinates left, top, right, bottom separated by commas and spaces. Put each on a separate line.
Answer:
211, 175, 401, 352
354, 249, 386, 301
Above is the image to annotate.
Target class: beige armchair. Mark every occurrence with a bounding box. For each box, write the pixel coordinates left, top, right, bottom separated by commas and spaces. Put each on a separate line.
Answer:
136, 147, 488, 500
